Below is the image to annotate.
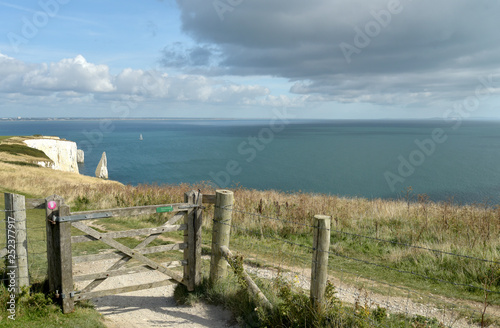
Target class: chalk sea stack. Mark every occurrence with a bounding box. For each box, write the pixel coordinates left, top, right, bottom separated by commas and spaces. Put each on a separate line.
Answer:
95, 152, 108, 179
77, 149, 84, 163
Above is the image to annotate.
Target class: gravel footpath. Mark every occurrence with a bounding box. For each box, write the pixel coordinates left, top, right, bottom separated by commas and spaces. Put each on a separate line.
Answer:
74, 260, 237, 328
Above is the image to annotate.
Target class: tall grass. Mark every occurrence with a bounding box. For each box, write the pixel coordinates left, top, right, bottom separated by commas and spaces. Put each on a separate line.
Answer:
12, 172, 495, 298
2, 163, 497, 295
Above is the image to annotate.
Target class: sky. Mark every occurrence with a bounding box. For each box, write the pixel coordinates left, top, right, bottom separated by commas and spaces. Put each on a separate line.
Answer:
0, 0, 500, 119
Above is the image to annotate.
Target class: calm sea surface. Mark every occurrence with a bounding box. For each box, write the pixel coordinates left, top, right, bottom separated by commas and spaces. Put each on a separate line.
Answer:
1, 119, 499, 205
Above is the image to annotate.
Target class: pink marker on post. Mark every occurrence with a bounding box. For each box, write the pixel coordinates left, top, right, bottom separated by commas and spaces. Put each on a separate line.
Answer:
47, 201, 57, 210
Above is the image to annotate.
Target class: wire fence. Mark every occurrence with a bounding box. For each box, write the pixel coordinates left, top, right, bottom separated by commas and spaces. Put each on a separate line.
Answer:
223, 204, 499, 265
1, 207, 48, 285
1, 196, 498, 326
217, 206, 499, 295
214, 204, 499, 327
329, 227, 500, 265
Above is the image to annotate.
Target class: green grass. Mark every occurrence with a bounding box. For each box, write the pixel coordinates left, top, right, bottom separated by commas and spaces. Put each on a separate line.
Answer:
0, 144, 51, 160
224, 227, 499, 326
0, 285, 106, 327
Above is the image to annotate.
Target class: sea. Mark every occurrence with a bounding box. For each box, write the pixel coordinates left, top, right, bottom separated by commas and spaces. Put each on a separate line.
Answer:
1, 119, 500, 205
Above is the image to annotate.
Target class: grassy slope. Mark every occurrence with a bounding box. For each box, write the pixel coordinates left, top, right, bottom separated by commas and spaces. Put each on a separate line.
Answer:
0, 136, 56, 172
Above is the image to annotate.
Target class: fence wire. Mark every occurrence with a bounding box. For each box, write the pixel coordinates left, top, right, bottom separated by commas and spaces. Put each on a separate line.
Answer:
217, 204, 499, 265
0, 209, 27, 213
330, 228, 500, 265
221, 204, 317, 229
325, 247, 500, 295
1, 204, 48, 283
213, 215, 499, 296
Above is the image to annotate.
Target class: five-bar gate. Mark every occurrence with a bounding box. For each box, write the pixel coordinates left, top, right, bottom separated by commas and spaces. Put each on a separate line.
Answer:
45, 190, 205, 313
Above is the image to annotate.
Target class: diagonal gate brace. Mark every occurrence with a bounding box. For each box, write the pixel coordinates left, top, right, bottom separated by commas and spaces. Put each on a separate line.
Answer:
72, 222, 184, 284
77, 211, 186, 293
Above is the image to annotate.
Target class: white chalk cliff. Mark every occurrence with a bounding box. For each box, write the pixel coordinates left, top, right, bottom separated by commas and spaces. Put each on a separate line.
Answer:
23, 137, 79, 173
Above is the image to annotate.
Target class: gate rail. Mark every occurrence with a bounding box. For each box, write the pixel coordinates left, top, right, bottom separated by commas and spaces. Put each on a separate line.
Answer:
45, 190, 207, 313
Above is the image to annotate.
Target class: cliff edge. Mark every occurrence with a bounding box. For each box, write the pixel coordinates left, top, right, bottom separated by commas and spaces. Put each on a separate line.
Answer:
23, 137, 79, 173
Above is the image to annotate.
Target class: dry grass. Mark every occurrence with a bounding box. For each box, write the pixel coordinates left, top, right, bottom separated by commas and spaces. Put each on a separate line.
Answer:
1, 159, 498, 257
0, 150, 498, 310
0, 161, 121, 199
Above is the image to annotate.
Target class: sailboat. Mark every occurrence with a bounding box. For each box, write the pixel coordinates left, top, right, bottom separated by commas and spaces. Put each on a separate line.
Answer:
139, 134, 143, 141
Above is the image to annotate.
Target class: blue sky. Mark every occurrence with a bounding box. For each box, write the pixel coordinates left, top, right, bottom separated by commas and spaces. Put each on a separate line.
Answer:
0, 0, 499, 119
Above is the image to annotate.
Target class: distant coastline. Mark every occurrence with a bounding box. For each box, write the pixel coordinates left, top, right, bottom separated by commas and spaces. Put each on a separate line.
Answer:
2, 117, 500, 122
1, 117, 250, 122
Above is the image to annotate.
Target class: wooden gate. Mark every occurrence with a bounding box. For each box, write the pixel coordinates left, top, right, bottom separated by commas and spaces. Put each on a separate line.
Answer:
45, 190, 208, 313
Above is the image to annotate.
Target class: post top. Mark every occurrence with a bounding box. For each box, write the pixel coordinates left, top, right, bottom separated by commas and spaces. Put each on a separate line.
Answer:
314, 215, 332, 220
216, 189, 234, 194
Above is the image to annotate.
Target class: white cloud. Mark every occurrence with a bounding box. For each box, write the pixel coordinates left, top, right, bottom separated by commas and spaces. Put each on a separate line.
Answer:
0, 53, 286, 112
22, 55, 115, 93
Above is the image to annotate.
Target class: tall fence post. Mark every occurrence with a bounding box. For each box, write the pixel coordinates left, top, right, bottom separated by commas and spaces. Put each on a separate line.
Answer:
311, 214, 331, 309
4, 193, 29, 293
45, 195, 74, 313
184, 190, 203, 291
210, 189, 234, 284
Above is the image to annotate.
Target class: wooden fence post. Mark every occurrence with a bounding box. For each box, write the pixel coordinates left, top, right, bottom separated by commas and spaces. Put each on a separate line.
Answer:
4, 193, 29, 292
184, 190, 203, 291
45, 196, 74, 313
310, 215, 331, 309
210, 190, 234, 284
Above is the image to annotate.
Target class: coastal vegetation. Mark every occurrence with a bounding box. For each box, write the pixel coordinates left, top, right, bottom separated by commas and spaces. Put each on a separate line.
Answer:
0, 136, 53, 167
0, 137, 498, 327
